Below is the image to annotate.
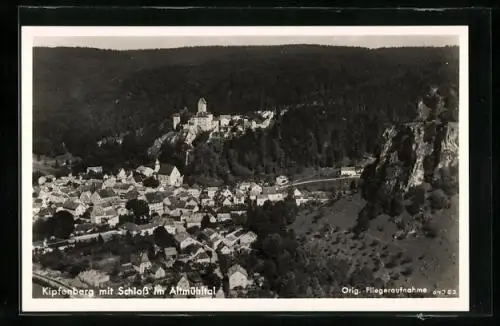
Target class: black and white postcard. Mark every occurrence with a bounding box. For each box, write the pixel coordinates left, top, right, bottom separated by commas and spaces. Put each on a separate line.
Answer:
21, 26, 469, 312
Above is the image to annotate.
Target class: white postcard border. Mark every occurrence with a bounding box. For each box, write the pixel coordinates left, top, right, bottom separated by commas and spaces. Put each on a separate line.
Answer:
21, 25, 469, 312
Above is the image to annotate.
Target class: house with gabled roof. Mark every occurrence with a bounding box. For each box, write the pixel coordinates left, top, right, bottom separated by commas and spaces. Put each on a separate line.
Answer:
89, 205, 118, 224
174, 232, 197, 250
136, 165, 155, 178
150, 263, 166, 279
182, 243, 205, 259
164, 218, 177, 234
239, 231, 258, 249
87, 166, 103, 174
164, 247, 177, 260
194, 251, 211, 264
114, 182, 134, 194
174, 273, 191, 296
116, 168, 127, 179
91, 188, 119, 205
185, 212, 204, 228
90, 206, 105, 224
187, 271, 204, 287
200, 228, 218, 242
216, 212, 232, 222
248, 183, 263, 198
209, 234, 225, 250
123, 189, 140, 201
223, 233, 240, 248
233, 189, 246, 205
215, 286, 225, 298
237, 182, 253, 192
62, 200, 87, 217
74, 223, 95, 235
145, 192, 166, 215
228, 264, 248, 290
222, 197, 233, 207
205, 187, 218, 199
157, 163, 183, 187
216, 242, 233, 256
119, 222, 139, 235
102, 176, 117, 189
132, 251, 152, 275
256, 194, 268, 206
200, 195, 215, 208
186, 186, 201, 198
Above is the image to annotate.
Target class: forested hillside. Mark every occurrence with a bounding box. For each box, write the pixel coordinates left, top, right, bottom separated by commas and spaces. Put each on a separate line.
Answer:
33, 45, 459, 174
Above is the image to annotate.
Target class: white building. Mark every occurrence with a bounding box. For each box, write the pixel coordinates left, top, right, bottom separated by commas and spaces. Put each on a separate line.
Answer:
340, 167, 357, 177
228, 264, 248, 290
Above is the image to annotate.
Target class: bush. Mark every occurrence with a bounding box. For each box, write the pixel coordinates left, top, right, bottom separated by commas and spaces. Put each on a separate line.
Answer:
435, 166, 459, 196
430, 189, 450, 209
143, 177, 160, 188
401, 267, 413, 276
422, 221, 438, 238
405, 185, 426, 215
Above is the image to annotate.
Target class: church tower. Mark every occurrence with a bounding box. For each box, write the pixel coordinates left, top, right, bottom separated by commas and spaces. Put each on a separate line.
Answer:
198, 97, 207, 114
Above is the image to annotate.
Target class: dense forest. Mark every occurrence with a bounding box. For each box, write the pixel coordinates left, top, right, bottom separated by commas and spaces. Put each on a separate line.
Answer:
33, 45, 459, 176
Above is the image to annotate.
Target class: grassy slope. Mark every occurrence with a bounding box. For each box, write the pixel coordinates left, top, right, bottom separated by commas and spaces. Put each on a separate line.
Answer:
292, 193, 459, 295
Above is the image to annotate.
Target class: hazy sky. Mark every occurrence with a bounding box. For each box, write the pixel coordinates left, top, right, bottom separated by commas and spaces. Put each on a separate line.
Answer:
33, 35, 459, 50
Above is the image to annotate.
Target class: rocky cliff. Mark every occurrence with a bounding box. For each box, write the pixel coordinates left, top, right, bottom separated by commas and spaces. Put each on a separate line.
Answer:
356, 89, 459, 233
366, 121, 458, 196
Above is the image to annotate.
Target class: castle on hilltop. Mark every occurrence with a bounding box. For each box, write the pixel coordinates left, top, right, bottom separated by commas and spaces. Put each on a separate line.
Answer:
172, 97, 278, 144
173, 98, 224, 133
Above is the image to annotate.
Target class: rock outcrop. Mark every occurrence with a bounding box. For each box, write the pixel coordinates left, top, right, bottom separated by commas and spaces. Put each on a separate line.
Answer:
356, 88, 459, 233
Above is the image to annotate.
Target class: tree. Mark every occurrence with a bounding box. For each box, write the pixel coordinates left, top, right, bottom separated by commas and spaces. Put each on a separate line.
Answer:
430, 189, 449, 210
51, 210, 75, 239
389, 192, 405, 217
262, 233, 283, 260
126, 199, 150, 221
407, 186, 426, 215
110, 262, 120, 278
133, 274, 142, 286
153, 226, 175, 248
187, 225, 201, 238
125, 230, 133, 245
262, 259, 277, 281
119, 214, 134, 224
201, 214, 212, 229
350, 180, 357, 192
143, 176, 160, 188
33, 171, 45, 185
278, 271, 298, 298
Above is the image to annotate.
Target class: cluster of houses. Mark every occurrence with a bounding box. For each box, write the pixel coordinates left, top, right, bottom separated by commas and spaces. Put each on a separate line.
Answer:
33, 158, 333, 230
32, 153, 355, 298
116, 227, 256, 297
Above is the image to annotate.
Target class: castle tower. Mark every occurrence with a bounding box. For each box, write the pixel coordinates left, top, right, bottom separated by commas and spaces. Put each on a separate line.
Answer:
173, 113, 181, 130
155, 159, 160, 173
198, 97, 207, 114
